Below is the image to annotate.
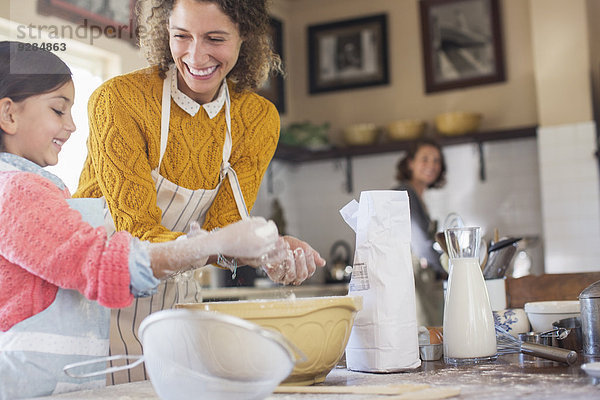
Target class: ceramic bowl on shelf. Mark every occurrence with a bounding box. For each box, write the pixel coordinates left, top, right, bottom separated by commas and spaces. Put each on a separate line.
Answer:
524, 300, 581, 332
386, 119, 425, 141
177, 296, 363, 386
435, 112, 482, 136
343, 123, 378, 146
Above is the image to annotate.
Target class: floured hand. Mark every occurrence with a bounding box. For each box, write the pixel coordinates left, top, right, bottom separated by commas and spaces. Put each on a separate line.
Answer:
236, 236, 288, 269
147, 217, 279, 279
210, 217, 279, 259
261, 235, 326, 285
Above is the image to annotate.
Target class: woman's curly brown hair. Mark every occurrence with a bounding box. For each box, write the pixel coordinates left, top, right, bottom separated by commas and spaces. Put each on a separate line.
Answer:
396, 138, 447, 189
136, 0, 282, 92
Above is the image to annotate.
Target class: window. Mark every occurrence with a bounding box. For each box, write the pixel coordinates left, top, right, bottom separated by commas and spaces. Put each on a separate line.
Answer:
0, 17, 120, 192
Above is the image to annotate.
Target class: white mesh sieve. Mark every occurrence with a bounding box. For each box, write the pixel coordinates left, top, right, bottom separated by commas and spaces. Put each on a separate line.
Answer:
138, 309, 296, 400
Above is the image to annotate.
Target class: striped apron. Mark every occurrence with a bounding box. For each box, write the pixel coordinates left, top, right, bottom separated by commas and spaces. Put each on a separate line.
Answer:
104, 65, 249, 384
0, 199, 109, 399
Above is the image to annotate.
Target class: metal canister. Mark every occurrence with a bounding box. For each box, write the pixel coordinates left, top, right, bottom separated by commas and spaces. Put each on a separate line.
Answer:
579, 280, 600, 355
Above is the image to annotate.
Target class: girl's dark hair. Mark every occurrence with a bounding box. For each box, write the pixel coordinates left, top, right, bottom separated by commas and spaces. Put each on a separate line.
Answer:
0, 41, 72, 102
396, 138, 447, 189
0, 41, 72, 149
136, 0, 282, 91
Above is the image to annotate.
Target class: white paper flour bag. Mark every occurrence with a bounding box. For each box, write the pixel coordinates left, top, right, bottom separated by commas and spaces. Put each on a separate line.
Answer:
340, 190, 420, 372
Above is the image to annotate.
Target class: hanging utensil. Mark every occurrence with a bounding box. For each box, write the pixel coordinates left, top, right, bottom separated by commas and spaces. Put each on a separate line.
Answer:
482, 237, 521, 279
488, 237, 522, 253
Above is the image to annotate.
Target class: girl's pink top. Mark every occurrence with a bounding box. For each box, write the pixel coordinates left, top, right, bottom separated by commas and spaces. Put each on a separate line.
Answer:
0, 171, 133, 331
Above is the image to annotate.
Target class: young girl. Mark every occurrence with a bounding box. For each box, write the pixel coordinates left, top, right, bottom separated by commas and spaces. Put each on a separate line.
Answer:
0, 41, 283, 399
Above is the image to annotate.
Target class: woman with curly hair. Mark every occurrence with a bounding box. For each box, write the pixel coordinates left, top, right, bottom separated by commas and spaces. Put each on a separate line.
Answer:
394, 138, 447, 326
74, 0, 325, 383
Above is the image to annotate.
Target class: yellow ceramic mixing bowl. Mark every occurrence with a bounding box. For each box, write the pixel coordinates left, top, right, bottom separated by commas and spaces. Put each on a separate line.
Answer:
177, 295, 362, 385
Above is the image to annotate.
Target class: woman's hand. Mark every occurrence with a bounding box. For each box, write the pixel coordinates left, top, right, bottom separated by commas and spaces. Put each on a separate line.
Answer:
156, 220, 323, 286
259, 235, 326, 286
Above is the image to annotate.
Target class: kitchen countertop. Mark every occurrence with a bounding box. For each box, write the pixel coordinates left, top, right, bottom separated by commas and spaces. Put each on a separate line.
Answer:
36, 353, 600, 399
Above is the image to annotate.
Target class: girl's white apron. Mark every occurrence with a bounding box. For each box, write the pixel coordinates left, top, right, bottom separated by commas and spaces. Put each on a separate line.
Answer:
0, 198, 109, 399
105, 65, 249, 384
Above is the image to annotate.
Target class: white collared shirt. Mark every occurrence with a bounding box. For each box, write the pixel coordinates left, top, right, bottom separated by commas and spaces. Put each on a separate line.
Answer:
169, 67, 227, 118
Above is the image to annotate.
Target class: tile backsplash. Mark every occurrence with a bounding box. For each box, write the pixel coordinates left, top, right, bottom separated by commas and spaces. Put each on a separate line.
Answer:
537, 121, 600, 273
252, 122, 600, 282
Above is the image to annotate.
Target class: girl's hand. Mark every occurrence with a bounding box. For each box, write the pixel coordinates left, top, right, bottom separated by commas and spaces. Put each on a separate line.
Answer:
148, 217, 279, 279
209, 217, 279, 259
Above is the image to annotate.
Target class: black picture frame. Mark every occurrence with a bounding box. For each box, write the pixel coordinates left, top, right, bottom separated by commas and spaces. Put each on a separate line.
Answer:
37, 0, 138, 45
419, 0, 505, 93
308, 14, 389, 94
257, 17, 286, 113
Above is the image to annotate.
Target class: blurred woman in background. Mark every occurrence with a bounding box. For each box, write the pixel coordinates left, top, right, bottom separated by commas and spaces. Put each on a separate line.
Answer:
394, 138, 447, 326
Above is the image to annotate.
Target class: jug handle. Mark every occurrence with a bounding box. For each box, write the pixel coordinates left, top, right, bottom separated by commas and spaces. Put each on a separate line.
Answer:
63, 354, 144, 378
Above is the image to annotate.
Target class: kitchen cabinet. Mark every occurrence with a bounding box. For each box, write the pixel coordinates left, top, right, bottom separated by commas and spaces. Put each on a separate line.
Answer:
272, 126, 537, 192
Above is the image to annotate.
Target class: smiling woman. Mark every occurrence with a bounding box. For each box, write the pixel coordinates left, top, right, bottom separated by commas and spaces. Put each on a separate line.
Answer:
168, 1, 243, 104
72, 0, 326, 384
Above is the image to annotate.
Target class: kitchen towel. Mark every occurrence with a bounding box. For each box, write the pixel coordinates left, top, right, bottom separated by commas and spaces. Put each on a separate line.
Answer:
340, 190, 420, 372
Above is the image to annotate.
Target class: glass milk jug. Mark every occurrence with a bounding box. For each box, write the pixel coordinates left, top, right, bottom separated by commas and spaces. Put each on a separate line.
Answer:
443, 227, 497, 364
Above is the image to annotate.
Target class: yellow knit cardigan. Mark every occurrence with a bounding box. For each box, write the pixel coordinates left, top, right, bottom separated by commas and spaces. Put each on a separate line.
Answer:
74, 66, 280, 242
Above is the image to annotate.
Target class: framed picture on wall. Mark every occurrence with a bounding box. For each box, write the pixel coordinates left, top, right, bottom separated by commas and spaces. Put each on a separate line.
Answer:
419, 0, 505, 93
257, 17, 286, 113
307, 14, 389, 94
37, 0, 138, 45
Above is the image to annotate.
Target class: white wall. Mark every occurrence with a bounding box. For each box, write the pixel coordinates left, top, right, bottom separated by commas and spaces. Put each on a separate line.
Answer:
538, 122, 600, 272
253, 136, 546, 283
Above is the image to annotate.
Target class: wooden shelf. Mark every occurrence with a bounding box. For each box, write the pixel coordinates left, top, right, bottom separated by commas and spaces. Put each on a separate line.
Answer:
273, 125, 538, 163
